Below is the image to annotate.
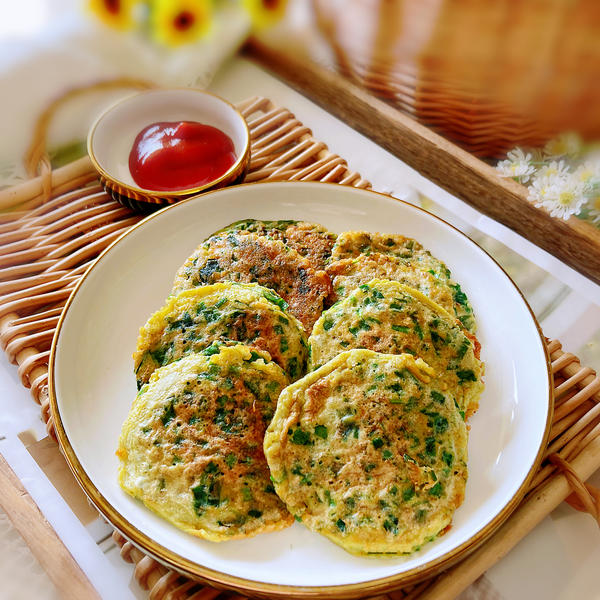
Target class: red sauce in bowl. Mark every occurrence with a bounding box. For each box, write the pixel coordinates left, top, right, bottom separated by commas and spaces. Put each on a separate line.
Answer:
128, 121, 236, 191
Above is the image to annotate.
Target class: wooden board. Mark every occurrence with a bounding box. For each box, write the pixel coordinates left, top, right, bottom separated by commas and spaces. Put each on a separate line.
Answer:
0, 453, 100, 600
244, 38, 600, 286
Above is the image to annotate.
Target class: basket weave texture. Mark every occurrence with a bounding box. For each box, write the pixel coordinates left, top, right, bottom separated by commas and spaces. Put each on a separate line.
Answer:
0, 96, 599, 599
313, 0, 600, 158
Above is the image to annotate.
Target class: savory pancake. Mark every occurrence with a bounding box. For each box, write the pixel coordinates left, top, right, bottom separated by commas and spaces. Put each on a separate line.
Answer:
134, 282, 307, 387
118, 343, 293, 541
332, 231, 441, 265
329, 231, 475, 332
215, 219, 336, 269
310, 279, 484, 418
327, 252, 475, 333
264, 349, 468, 556
172, 232, 331, 331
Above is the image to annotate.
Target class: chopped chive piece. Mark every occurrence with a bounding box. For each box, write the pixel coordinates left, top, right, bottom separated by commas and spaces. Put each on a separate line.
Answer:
428, 482, 443, 497
161, 399, 176, 426
402, 486, 415, 501
454, 399, 466, 421
457, 369, 477, 383
263, 291, 288, 310
425, 437, 436, 456
291, 428, 311, 445
392, 325, 411, 333
383, 517, 399, 534
431, 390, 445, 404
442, 450, 454, 467
314, 425, 328, 439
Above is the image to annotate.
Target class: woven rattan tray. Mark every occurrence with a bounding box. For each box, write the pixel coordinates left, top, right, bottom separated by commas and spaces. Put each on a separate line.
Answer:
0, 95, 599, 600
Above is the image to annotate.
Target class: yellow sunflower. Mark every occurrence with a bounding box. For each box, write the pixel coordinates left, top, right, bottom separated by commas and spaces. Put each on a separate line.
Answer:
151, 0, 214, 47
242, 0, 288, 29
89, 0, 138, 30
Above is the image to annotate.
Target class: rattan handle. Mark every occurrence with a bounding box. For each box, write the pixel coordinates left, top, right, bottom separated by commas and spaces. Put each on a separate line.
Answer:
549, 453, 600, 526
23, 77, 156, 200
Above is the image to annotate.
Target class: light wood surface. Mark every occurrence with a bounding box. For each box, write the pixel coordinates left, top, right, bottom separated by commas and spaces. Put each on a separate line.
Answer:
244, 38, 600, 286
0, 453, 100, 600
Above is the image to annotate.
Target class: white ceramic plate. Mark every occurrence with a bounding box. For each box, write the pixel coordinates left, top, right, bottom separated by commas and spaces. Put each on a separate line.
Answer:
50, 182, 551, 598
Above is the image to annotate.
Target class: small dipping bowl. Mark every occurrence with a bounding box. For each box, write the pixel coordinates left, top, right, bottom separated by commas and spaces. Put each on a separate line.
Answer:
87, 89, 251, 213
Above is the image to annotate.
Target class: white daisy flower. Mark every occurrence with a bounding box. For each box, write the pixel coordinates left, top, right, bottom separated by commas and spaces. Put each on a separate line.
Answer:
496, 148, 535, 183
586, 196, 600, 225
527, 171, 563, 205
532, 173, 586, 220
536, 160, 570, 180
573, 161, 600, 196
543, 132, 583, 159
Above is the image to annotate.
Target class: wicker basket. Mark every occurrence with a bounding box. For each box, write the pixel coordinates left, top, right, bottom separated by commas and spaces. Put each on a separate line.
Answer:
312, 0, 600, 158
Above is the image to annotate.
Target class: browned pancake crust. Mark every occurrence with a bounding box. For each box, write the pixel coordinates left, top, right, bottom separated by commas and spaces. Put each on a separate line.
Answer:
118, 344, 293, 540
173, 232, 332, 331
217, 219, 336, 270
332, 231, 418, 261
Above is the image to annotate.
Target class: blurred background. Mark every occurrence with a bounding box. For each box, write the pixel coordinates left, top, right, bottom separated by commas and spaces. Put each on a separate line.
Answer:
2, 0, 599, 174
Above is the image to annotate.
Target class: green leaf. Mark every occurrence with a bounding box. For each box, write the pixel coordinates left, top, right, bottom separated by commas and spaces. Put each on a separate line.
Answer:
431, 390, 445, 404
457, 369, 477, 383
402, 486, 415, 501
291, 428, 311, 445
392, 325, 411, 334
263, 290, 288, 311
428, 482, 443, 497
323, 318, 334, 331
161, 399, 176, 427
314, 425, 328, 439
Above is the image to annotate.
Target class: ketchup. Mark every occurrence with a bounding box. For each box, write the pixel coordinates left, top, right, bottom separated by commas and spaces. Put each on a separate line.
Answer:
128, 121, 236, 191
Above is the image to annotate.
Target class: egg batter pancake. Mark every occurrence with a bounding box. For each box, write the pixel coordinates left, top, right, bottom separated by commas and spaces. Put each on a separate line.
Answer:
134, 282, 307, 387
330, 231, 475, 332
310, 280, 483, 418
118, 343, 293, 541
327, 252, 475, 333
172, 232, 331, 331
264, 349, 468, 556
332, 231, 439, 264
215, 219, 337, 270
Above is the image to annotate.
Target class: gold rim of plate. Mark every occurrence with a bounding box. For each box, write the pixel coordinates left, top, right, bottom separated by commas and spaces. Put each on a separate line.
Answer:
86, 88, 252, 204
48, 182, 554, 599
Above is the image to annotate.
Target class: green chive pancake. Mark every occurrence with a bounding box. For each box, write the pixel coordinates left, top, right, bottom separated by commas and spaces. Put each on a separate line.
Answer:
310, 279, 483, 418
118, 343, 293, 541
214, 219, 337, 270
264, 349, 468, 556
134, 282, 307, 387
329, 231, 476, 332
172, 232, 331, 331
